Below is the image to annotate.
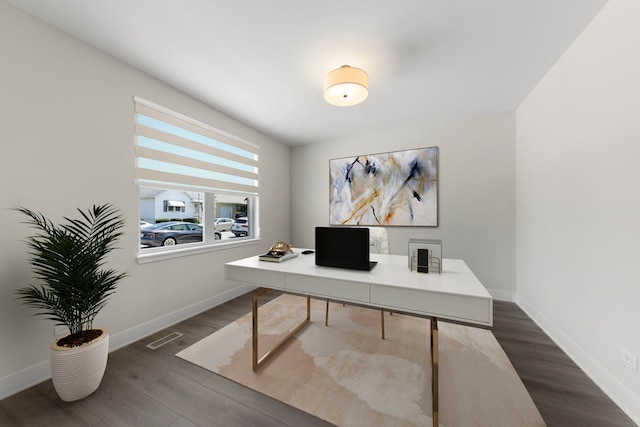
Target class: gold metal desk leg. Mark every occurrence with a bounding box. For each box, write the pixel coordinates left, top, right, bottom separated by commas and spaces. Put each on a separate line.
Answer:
431, 317, 439, 427
325, 299, 329, 326
252, 289, 310, 371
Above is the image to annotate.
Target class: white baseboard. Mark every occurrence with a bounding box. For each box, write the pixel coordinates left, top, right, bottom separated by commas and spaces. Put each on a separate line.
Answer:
0, 283, 256, 401
108, 283, 255, 352
0, 361, 50, 402
517, 295, 640, 426
487, 288, 516, 302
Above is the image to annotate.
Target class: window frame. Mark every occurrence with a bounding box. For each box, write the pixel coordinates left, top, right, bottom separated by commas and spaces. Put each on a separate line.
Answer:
134, 98, 261, 263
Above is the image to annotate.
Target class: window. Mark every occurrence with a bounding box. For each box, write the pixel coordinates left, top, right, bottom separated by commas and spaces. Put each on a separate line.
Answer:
163, 200, 186, 213
134, 97, 259, 257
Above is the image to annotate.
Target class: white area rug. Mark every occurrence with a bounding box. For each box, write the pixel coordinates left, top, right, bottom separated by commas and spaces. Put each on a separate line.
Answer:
177, 294, 545, 427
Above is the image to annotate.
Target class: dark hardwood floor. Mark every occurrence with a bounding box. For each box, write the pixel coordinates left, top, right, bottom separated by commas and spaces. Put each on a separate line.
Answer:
491, 302, 636, 427
1, 292, 636, 426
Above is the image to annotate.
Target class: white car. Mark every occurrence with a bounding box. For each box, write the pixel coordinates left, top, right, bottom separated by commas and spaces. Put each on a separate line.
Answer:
231, 217, 249, 237
214, 217, 234, 232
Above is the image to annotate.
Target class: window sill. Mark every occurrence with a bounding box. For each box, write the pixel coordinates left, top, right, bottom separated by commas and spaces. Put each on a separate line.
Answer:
136, 237, 262, 264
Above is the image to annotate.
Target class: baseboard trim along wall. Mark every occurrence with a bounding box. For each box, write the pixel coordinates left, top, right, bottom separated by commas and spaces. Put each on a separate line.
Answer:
107, 284, 255, 352
0, 283, 256, 401
488, 288, 516, 303
517, 296, 640, 426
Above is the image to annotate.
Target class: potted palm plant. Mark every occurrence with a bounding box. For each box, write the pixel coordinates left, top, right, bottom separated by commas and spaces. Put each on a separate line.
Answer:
14, 204, 127, 401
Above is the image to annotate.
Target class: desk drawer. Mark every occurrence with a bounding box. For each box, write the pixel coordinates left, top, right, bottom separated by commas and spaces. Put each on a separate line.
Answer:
285, 275, 369, 303
370, 285, 492, 326
225, 265, 286, 289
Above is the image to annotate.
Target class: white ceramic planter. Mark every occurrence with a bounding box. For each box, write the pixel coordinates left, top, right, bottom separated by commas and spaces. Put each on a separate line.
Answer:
50, 328, 109, 402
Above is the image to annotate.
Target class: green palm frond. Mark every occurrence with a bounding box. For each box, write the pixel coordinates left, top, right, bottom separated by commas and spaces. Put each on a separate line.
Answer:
14, 204, 128, 341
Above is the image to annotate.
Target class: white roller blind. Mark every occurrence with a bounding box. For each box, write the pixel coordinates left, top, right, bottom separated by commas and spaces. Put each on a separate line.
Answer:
134, 97, 259, 195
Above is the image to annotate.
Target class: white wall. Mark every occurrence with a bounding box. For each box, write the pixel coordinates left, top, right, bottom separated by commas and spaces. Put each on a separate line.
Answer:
291, 112, 516, 300
516, 0, 640, 422
0, 2, 290, 398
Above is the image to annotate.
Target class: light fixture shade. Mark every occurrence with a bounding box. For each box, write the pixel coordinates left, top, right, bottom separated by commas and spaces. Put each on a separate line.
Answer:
323, 65, 368, 106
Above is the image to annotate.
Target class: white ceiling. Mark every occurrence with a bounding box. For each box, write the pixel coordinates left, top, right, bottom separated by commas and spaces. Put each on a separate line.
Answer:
6, 0, 607, 146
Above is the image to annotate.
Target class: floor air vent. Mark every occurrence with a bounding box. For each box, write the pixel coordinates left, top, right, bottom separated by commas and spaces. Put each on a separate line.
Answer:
146, 331, 183, 350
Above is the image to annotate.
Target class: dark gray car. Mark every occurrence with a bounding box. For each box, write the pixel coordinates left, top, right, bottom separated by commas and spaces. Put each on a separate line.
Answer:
140, 221, 220, 247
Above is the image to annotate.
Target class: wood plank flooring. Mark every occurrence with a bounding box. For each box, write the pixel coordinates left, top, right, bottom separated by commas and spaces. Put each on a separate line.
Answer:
491, 302, 636, 427
1, 292, 636, 426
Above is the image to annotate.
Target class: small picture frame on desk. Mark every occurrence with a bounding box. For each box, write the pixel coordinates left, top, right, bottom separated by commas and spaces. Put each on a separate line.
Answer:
408, 239, 442, 274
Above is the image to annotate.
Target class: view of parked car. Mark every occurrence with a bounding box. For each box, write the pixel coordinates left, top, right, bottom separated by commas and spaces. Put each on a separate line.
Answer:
140, 221, 220, 247
214, 217, 234, 232
231, 217, 249, 237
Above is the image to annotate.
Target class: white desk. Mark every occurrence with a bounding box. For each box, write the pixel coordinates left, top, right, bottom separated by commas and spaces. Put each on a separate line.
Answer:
226, 251, 492, 326
225, 251, 493, 426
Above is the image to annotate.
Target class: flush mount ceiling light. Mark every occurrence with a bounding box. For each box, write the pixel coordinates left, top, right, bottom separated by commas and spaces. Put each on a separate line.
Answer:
323, 65, 369, 107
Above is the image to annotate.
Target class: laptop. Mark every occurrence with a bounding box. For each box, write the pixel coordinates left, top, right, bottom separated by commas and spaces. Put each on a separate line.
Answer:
315, 227, 377, 271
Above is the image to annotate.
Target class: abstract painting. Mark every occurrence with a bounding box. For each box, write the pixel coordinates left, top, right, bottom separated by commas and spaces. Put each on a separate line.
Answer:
329, 147, 438, 226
